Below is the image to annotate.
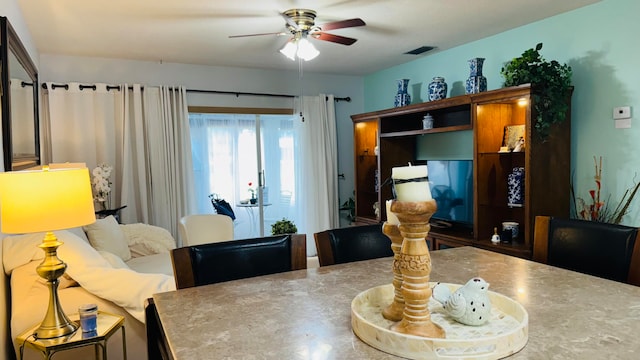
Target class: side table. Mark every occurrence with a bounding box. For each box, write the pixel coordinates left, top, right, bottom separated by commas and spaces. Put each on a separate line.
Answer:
16, 311, 126, 360
237, 202, 271, 236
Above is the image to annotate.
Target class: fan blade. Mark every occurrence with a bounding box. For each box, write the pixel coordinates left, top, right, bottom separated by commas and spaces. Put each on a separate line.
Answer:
320, 18, 365, 31
229, 32, 288, 38
314, 32, 358, 46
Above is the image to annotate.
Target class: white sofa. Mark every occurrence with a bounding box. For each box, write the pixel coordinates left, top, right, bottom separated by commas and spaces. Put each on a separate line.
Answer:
1, 216, 176, 360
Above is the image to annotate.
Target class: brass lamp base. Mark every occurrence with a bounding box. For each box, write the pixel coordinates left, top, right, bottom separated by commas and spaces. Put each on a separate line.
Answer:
34, 232, 79, 339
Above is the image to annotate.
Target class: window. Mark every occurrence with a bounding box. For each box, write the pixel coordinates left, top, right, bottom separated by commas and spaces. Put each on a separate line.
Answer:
189, 112, 299, 238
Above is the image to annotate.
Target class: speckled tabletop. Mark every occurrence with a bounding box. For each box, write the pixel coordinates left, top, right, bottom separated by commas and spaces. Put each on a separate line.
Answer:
153, 246, 640, 359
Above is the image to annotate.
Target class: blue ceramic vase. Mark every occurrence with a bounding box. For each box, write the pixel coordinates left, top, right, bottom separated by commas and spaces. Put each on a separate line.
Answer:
428, 77, 447, 101
394, 79, 411, 107
507, 167, 524, 207
465, 58, 487, 94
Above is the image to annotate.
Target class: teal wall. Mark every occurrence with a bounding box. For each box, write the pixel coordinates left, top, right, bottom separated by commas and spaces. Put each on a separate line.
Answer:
415, 130, 473, 160
364, 0, 640, 225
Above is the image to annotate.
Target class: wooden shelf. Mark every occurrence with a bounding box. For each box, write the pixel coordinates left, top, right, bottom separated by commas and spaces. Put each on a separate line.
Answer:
380, 124, 472, 138
350, 84, 572, 260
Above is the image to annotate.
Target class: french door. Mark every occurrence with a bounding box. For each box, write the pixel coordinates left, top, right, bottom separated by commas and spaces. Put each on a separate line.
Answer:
189, 112, 299, 239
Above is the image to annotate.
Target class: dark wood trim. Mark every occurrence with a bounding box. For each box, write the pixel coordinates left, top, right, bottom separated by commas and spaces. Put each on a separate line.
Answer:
314, 230, 336, 267
627, 231, 640, 286
1, 16, 40, 171
1, 17, 10, 170
353, 95, 472, 120
170, 247, 196, 290
290, 234, 308, 270
532, 216, 551, 263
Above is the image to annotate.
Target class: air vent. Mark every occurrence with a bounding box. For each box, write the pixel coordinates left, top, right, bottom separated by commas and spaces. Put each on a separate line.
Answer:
404, 46, 435, 55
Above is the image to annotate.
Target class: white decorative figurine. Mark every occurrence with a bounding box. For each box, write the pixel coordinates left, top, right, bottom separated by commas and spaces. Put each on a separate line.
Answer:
513, 137, 525, 152
432, 277, 492, 326
491, 227, 500, 244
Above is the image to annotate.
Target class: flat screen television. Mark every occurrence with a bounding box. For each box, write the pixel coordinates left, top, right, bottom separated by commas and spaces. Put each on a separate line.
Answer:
427, 160, 474, 228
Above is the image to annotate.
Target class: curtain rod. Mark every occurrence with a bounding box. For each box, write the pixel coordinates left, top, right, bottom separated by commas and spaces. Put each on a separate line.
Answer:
41, 83, 351, 102
188, 89, 351, 102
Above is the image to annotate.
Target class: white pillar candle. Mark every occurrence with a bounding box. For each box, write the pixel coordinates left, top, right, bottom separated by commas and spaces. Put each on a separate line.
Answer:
392, 164, 432, 202
385, 200, 400, 225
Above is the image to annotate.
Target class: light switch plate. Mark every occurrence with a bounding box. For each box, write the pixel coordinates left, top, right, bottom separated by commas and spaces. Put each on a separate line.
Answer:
613, 106, 631, 119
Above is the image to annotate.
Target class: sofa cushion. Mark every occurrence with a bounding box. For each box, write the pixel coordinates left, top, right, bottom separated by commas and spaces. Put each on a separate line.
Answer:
67, 226, 90, 243
121, 223, 176, 257
83, 216, 132, 261
126, 252, 173, 276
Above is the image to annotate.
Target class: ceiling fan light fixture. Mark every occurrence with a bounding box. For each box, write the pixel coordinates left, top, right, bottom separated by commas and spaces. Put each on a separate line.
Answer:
233, 8, 363, 62
279, 40, 298, 61
297, 37, 319, 61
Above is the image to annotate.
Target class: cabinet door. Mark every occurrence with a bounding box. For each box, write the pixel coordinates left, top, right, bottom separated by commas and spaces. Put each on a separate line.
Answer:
353, 118, 379, 223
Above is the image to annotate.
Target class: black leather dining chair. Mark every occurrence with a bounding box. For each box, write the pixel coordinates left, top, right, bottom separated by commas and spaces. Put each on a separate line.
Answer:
170, 233, 307, 289
314, 224, 393, 266
533, 216, 640, 286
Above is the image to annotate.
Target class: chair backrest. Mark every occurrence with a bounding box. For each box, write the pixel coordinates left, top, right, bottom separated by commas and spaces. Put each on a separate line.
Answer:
533, 216, 640, 286
179, 214, 234, 246
314, 223, 393, 267
171, 233, 307, 289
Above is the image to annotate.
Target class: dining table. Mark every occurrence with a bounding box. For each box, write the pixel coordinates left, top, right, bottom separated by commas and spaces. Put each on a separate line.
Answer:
151, 246, 640, 359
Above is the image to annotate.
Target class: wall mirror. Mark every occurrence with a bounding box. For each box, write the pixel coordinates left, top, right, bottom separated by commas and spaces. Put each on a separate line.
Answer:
1, 16, 40, 171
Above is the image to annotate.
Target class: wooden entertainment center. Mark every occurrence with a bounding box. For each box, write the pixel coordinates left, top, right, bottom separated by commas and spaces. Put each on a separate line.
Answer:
350, 84, 572, 259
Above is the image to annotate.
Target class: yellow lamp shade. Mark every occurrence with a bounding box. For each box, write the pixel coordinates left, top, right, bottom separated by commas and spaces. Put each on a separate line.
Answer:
0, 167, 96, 234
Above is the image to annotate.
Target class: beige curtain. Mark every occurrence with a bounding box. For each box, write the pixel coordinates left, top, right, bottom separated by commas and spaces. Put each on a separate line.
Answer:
141, 86, 196, 238
41, 83, 195, 238
42, 82, 123, 172
294, 94, 339, 256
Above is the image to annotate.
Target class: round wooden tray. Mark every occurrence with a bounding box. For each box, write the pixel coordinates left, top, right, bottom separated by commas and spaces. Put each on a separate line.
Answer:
351, 283, 528, 359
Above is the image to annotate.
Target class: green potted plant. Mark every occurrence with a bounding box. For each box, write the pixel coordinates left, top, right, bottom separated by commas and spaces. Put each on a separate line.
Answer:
501, 43, 572, 139
271, 218, 298, 235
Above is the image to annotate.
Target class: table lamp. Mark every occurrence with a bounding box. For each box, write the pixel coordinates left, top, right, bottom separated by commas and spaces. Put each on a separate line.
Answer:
0, 165, 96, 339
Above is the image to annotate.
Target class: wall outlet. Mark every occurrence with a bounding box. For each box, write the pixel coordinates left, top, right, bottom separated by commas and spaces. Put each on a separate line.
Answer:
613, 106, 631, 119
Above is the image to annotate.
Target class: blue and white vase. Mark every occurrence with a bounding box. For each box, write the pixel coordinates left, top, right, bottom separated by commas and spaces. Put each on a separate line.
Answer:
394, 79, 411, 107
422, 113, 434, 129
507, 167, 525, 207
465, 58, 487, 94
428, 77, 447, 101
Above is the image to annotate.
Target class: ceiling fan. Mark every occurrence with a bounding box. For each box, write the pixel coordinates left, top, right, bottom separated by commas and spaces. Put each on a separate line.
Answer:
229, 9, 366, 61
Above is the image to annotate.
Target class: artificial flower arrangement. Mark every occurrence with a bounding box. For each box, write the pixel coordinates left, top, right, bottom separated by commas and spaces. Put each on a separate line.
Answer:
92, 163, 113, 210
247, 182, 257, 201
572, 156, 639, 224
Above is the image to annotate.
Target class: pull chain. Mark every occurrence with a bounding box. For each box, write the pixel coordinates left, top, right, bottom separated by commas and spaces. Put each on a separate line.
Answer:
298, 56, 305, 122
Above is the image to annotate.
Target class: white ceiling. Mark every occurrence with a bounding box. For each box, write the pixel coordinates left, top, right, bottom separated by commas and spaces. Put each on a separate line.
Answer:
18, 0, 599, 76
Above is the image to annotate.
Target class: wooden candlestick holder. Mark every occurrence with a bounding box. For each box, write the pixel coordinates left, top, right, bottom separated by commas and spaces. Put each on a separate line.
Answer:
390, 199, 445, 338
382, 222, 404, 321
